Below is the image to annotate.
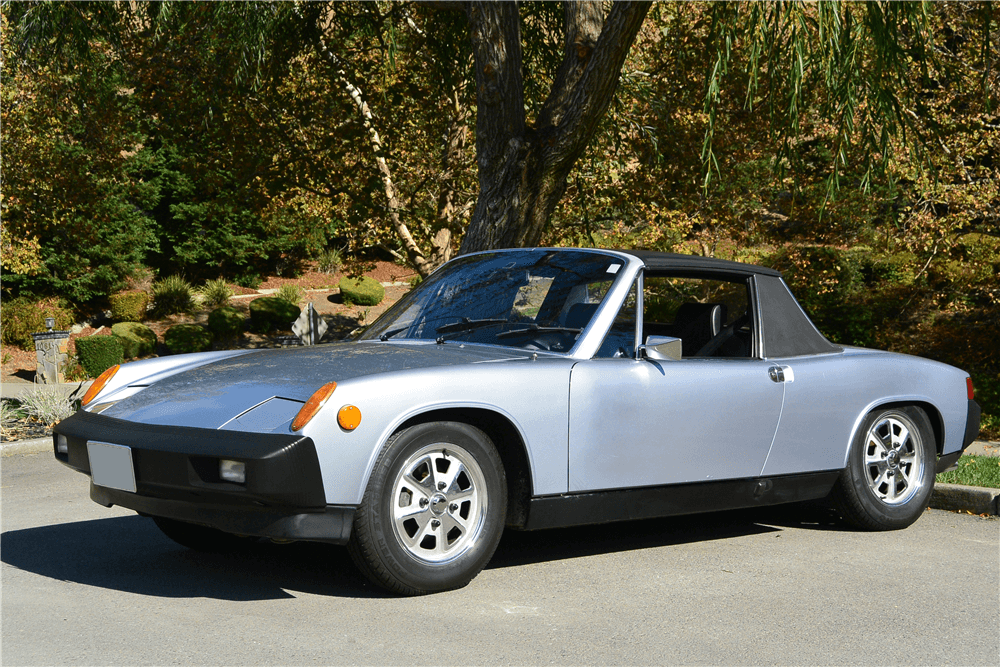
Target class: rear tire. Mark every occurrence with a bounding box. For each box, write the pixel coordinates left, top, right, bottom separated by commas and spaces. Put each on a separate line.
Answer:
152, 516, 257, 553
832, 406, 935, 530
348, 421, 507, 595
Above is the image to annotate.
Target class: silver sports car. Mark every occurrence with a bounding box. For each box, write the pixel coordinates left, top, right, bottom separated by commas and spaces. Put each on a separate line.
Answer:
54, 248, 981, 594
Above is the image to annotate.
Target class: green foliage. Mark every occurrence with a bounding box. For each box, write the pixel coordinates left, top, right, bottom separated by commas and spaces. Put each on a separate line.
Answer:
317, 248, 343, 275
0, 297, 74, 350
108, 290, 150, 323
199, 278, 234, 309
936, 455, 1000, 490
339, 276, 384, 306
163, 323, 213, 354
276, 284, 305, 306
75, 335, 124, 378
111, 322, 157, 359
207, 306, 245, 340
248, 297, 300, 333
151, 275, 195, 317
1, 9, 159, 304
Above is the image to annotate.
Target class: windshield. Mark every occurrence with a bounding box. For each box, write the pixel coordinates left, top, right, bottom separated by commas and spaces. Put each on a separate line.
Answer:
360, 250, 626, 353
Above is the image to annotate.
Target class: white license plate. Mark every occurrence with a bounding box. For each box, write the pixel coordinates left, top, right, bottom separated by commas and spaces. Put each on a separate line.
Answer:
87, 442, 137, 493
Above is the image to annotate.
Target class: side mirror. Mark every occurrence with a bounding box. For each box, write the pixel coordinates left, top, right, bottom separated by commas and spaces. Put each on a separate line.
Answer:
641, 335, 682, 361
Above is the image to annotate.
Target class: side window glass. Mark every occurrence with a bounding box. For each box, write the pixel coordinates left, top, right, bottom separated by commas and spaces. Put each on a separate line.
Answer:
594, 281, 637, 358
644, 276, 753, 358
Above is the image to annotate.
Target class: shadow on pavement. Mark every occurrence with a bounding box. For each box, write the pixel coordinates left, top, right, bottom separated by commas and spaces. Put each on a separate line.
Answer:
490, 508, 783, 569
2, 504, 847, 599
1, 514, 381, 601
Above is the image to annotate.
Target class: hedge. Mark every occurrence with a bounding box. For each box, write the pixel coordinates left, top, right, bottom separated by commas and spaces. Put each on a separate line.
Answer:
76, 336, 124, 378
0, 297, 74, 350
108, 290, 150, 322
249, 297, 300, 333
207, 306, 245, 340
111, 322, 157, 359
164, 324, 213, 354
339, 276, 384, 306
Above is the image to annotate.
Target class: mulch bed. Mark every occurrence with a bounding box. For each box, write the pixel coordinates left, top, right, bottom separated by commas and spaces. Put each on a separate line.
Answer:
1, 416, 53, 443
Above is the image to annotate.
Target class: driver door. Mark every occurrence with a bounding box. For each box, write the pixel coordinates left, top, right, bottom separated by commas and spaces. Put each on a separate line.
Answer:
567, 274, 785, 492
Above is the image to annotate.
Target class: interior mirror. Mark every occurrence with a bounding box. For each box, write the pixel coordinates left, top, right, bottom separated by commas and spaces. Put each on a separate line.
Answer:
643, 335, 682, 361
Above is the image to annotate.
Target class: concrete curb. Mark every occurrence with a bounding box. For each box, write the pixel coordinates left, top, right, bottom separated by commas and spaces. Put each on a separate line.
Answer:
1, 381, 92, 401
929, 483, 1000, 516
1, 436, 51, 457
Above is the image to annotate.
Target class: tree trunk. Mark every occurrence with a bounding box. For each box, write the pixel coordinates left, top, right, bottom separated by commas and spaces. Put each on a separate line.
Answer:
460, 0, 651, 254
429, 87, 470, 268
306, 9, 437, 276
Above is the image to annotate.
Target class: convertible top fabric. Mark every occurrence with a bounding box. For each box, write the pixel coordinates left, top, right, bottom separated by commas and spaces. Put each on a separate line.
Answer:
622, 250, 782, 277
619, 249, 839, 358
755, 274, 842, 357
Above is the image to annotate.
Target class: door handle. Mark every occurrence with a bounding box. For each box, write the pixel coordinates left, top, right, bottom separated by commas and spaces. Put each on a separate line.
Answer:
768, 365, 794, 383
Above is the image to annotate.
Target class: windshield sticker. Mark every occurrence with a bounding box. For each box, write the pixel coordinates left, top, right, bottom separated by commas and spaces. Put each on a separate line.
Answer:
607, 264, 621, 274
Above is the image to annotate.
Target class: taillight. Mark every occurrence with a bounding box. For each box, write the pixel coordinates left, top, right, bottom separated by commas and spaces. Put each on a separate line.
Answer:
82, 365, 120, 406
292, 382, 337, 431
967, 377, 975, 400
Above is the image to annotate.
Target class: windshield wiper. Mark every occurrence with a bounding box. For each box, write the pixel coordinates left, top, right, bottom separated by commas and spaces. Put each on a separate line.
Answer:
495, 324, 582, 338
378, 326, 409, 341
435, 318, 508, 335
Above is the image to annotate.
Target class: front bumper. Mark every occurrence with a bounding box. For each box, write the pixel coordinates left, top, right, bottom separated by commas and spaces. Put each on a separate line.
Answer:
54, 410, 354, 544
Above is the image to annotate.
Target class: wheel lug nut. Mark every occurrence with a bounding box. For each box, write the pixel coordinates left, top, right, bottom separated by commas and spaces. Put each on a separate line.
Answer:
431, 519, 441, 528
450, 503, 458, 512
419, 498, 428, 507
438, 482, 446, 490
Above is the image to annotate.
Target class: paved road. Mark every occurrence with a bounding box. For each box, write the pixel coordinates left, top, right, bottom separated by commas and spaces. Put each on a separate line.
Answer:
3, 451, 998, 666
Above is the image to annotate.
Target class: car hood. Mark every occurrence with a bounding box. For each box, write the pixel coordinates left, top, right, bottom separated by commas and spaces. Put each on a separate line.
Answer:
102, 341, 532, 428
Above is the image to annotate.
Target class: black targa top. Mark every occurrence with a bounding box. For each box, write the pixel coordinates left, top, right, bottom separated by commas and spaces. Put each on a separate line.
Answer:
620, 249, 842, 358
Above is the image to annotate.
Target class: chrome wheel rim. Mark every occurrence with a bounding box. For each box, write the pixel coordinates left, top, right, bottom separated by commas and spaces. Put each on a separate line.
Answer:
863, 414, 925, 505
390, 443, 488, 564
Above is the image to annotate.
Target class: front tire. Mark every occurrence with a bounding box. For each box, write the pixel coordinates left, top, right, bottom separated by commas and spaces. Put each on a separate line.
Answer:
348, 421, 507, 595
832, 406, 935, 530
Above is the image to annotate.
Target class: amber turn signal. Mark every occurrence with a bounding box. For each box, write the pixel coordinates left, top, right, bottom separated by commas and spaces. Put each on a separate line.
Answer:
81, 365, 120, 406
292, 382, 337, 431
337, 405, 362, 431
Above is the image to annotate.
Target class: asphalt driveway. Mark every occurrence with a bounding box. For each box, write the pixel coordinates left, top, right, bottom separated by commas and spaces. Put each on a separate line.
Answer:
3, 450, 998, 666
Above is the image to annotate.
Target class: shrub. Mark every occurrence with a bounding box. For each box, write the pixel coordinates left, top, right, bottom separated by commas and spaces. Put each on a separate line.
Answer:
0, 297, 75, 350
76, 335, 124, 378
109, 290, 150, 322
111, 322, 157, 359
276, 283, 305, 306
317, 248, 343, 275
164, 324, 213, 354
18, 386, 75, 424
339, 276, 384, 306
199, 278, 233, 309
207, 306, 245, 340
249, 297, 300, 333
152, 275, 195, 316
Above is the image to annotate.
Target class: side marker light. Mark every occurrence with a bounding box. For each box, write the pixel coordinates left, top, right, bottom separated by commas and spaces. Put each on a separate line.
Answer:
82, 365, 120, 406
967, 377, 975, 400
338, 405, 362, 431
292, 382, 337, 431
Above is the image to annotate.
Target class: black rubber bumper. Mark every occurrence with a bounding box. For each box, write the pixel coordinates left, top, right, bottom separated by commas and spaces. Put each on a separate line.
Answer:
936, 399, 982, 474
53, 410, 354, 544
